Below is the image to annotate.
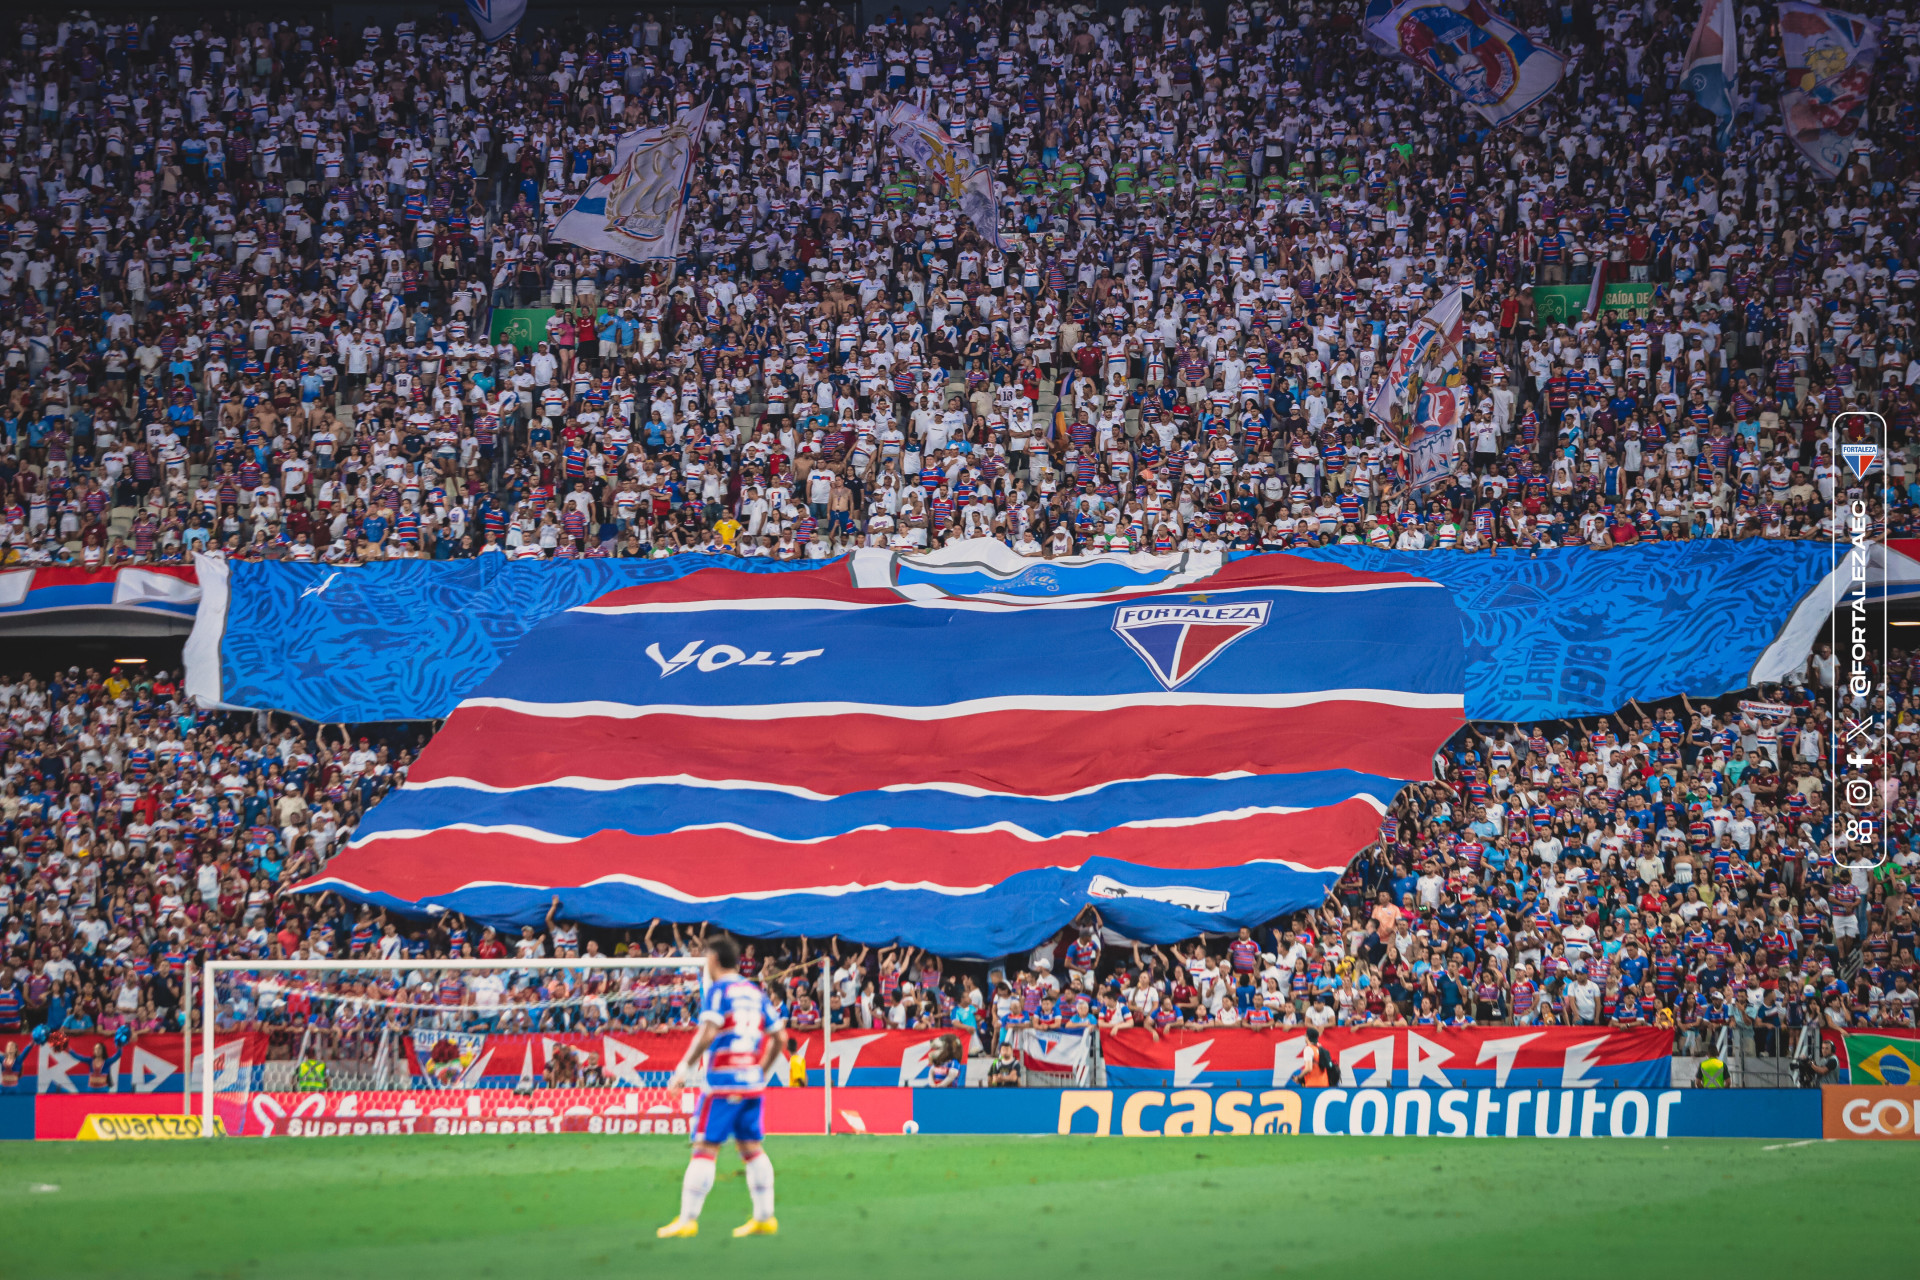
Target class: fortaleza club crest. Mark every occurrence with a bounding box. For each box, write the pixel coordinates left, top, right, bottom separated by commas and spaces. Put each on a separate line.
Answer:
1112, 599, 1271, 690
1841, 442, 1879, 479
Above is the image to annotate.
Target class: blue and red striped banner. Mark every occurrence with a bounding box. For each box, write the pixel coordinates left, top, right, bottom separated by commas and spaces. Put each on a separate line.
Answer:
303, 554, 1465, 952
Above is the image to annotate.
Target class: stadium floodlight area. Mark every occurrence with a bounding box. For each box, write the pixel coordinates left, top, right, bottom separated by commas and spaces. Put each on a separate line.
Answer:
195, 956, 832, 1137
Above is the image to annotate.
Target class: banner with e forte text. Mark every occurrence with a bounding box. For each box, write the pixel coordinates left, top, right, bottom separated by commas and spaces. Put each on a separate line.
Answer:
1101, 1026, 1673, 1090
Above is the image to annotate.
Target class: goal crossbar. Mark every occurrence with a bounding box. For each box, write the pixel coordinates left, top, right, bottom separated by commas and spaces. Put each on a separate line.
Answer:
198, 955, 832, 1136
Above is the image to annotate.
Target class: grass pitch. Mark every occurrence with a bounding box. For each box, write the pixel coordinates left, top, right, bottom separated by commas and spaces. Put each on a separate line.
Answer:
1, 1134, 1905, 1279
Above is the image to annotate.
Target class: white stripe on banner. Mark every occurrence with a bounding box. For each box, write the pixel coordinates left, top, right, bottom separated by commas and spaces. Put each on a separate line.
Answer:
571, 577, 1449, 616
458, 689, 1464, 720
348, 797, 1388, 849
403, 769, 1272, 802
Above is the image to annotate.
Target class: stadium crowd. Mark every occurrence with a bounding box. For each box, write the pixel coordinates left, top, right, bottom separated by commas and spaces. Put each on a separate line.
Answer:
0, 642, 1912, 1075
0, 0, 1912, 567
0, 0, 1916, 1079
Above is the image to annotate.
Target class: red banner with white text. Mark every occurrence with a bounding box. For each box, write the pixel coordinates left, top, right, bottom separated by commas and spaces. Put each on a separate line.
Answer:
1102, 1026, 1673, 1089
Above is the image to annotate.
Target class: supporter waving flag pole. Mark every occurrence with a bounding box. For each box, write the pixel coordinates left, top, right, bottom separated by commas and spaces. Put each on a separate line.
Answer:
821, 955, 833, 1138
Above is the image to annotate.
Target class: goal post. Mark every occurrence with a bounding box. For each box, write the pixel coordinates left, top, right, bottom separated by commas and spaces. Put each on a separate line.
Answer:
198, 955, 833, 1137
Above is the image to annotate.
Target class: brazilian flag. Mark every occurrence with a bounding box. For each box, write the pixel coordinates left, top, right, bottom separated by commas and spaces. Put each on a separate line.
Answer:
1845, 1034, 1920, 1085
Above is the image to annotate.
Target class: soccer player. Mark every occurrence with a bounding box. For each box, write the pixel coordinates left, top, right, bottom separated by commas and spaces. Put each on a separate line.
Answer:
656, 935, 785, 1239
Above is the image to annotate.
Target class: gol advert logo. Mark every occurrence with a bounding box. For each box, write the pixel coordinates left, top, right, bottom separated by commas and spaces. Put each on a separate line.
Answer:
78, 1114, 226, 1140
1823, 1086, 1920, 1139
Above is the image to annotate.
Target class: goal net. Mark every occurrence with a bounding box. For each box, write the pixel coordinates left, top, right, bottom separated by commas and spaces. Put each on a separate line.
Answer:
195, 956, 826, 1138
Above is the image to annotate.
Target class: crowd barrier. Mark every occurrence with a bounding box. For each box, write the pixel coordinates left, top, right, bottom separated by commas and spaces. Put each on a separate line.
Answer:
12, 1085, 1885, 1141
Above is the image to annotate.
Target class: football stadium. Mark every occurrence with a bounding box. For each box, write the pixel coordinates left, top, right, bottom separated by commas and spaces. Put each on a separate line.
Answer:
0, 1, 1917, 1275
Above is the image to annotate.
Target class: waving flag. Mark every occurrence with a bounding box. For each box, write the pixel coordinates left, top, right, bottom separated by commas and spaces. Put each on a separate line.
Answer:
465, 0, 526, 43
1365, 0, 1566, 126
301, 553, 1465, 954
1779, 2, 1881, 180
1684, 0, 1740, 146
554, 104, 708, 264
883, 102, 1010, 250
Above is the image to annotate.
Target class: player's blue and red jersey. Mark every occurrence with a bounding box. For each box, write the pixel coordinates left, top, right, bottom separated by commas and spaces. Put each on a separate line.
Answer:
700, 975, 782, 1092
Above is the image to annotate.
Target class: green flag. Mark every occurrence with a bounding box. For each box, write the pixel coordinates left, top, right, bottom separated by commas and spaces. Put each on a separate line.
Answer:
489, 308, 556, 354
1844, 1033, 1920, 1085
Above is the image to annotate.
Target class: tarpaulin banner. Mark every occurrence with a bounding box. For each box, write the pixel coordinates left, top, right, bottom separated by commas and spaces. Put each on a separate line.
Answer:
1364, 0, 1567, 126
1822, 1026, 1920, 1083
1101, 1026, 1673, 1090
186, 541, 1853, 729
1822, 1085, 1920, 1139
784, 1028, 955, 1087
0, 565, 199, 618
298, 552, 1464, 952
1288, 541, 1840, 721
390, 1027, 952, 1089
1779, 2, 1880, 180
401, 1030, 697, 1090
0, 1032, 266, 1095
220, 1087, 908, 1137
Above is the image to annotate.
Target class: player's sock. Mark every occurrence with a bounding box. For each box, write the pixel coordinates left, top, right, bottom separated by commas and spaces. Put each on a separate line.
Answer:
743, 1152, 775, 1221
680, 1152, 717, 1222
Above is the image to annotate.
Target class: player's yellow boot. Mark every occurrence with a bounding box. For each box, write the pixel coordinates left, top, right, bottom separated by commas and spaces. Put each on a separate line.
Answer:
731, 1217, 778, 1237
655, 1217, 699, 1239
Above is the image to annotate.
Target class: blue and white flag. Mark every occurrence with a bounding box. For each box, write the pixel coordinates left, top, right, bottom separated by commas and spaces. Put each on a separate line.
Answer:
553, 104, 708, 263
883, 102, 1010, 250
1365, 0, 1566, 127
1683, 0, 1739, 146
465, 0, 526, 44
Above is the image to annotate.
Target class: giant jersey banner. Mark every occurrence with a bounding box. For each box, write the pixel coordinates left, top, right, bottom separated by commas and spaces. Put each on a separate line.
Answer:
296, 554, 1467, 951
186, 540, 1852, 726
1101, 1026, 1673, 1090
